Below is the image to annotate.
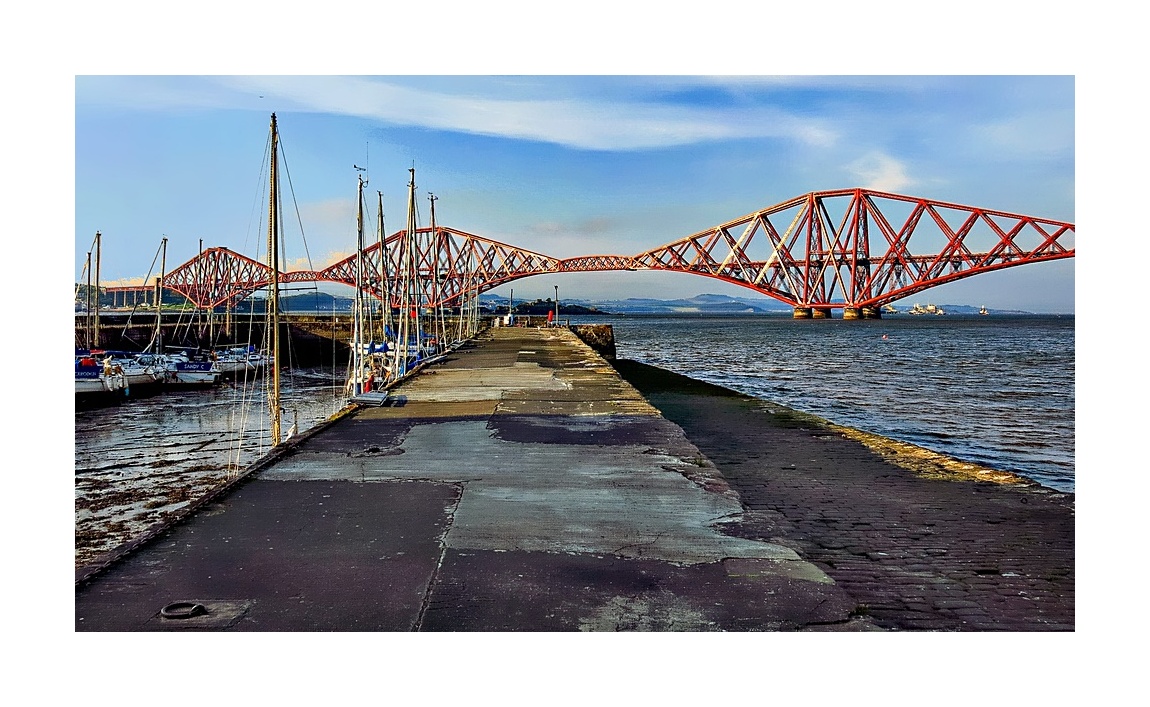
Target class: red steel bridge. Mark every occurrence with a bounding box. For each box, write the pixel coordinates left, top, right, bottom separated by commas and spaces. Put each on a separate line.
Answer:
105, 188, 1074, 319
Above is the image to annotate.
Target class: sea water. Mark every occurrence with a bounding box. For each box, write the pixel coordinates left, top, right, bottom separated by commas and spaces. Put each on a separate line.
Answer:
592, 314, 1074, 493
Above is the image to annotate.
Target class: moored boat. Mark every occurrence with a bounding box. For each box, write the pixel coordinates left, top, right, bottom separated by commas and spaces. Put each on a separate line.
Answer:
212, 345, 271, 380
102, 350, 166, 397
161, 348, 223, 387
345, 172, 390, 405
75, 354, 127, 408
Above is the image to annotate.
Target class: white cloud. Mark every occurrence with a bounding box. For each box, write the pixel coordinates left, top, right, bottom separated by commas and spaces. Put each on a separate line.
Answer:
81, 76, 838, 151
844, 152, 914, 192
243, 75, 840, 150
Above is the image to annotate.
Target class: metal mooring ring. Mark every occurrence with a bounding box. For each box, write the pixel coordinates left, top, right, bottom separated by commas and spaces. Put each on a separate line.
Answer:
160, 601, 208, 619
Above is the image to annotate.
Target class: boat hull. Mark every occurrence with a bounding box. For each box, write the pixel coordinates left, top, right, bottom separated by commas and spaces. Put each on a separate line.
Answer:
167, 361, 221, 386
75, 370, 127, 409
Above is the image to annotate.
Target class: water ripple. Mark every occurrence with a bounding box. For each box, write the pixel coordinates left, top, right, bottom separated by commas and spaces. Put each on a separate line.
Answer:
603, 314, 1074, 493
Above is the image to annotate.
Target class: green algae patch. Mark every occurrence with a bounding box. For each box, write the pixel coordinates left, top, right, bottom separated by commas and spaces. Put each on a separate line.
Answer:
827, 424, 1030, 486
750, 400, 1029, 485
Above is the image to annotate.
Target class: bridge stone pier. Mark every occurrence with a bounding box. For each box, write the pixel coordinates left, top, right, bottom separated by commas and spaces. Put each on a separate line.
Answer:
792, 306, 883, 320
842, 306, 883, 320
792, 306, 834, 319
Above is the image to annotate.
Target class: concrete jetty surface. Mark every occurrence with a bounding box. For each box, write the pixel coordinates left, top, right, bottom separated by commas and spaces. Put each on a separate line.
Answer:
75, 326, 1073, 631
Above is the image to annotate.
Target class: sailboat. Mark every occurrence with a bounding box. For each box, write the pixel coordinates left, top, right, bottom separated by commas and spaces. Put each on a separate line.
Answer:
347, 172, 389, 405
388, 166, 450, 379
75, 232, 129, 406
142, 237, 221, 387
75, 354, 127, 407
223, 112, 290, 466
102, 241, 168, 396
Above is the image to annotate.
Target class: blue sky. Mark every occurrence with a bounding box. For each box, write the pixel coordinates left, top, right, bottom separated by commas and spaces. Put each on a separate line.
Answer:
75, 74, 1075, 312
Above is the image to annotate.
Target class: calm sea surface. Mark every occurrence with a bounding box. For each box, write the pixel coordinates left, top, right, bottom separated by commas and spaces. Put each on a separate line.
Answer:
74, 313, 1074, 566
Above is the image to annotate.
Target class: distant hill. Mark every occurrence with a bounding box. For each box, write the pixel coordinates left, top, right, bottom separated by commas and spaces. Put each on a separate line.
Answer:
221, 292, 1035, 317
478, 292, 792, 315
478, 293, 1040, 315
76, 285, 1039, 317
586, 293, 791, 314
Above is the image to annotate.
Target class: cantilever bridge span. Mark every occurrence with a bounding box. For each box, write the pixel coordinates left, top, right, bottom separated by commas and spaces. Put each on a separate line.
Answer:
113, 188, 1075, 318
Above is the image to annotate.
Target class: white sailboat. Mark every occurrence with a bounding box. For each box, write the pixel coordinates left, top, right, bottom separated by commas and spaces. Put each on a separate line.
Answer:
147, 238, 222, 386
347, 172, 389, 405
212, 345, 270, 379
103, 350, 166, 395
75, 352, 127, 406
75, 232, 132, 406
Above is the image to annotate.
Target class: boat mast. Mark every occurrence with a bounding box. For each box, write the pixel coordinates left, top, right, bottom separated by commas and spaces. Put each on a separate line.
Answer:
267, 113, 282, 446
200, 238, 213, 345
377, 190, 392, 341
94, 231, 101, 349
396, 166, 419, 378
84, 249, 92, 349
352, 173, 367, 395
428, 193, 446, 349
154, 237, 167, 353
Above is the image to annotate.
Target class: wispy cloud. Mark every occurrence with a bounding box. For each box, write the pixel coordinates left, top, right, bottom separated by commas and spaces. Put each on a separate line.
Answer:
844, 151, 914, 192
79, 76, 838, 151
238, 76, 839, 150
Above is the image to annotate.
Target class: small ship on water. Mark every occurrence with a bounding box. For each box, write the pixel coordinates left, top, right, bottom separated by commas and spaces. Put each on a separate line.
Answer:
908, 303, 945, 316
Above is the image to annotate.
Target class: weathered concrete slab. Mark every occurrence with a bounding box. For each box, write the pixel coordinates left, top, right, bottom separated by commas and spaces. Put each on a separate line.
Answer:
75, 479, 459, 631
76, 326, 864, 631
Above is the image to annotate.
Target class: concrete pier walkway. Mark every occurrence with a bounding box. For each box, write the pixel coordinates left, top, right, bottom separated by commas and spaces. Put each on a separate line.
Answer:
76, 327, 867, 631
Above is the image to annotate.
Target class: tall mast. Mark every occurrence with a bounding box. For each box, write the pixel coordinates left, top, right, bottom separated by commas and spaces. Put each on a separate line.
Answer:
200, 238, 213, 345
428, 193, 445, 348
377, 190, 391, 339
155, 237, 167, 353
397, 166, 419, 378
352, 173, 366, 395
267, 113, 282, 446
94, 231, 101, 349
84, 250, 92, 349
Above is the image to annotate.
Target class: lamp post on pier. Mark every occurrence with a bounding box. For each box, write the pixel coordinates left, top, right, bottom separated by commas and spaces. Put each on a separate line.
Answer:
554, 285, 559, 326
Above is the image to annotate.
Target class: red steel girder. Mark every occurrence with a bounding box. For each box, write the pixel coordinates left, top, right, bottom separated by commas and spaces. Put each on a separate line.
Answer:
632, 188, 1073, 308
103, 189, 1074, 311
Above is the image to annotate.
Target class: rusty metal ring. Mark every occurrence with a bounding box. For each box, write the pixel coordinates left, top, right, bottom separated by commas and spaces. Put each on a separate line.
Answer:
160, 601, 207, 619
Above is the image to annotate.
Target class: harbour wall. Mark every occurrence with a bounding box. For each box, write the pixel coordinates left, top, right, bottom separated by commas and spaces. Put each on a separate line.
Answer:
76, 312, 618, 365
